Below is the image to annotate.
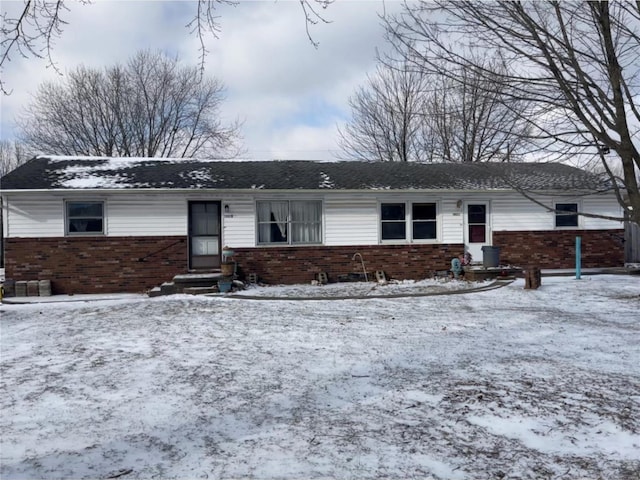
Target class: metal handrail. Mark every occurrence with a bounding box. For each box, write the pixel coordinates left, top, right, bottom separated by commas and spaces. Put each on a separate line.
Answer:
137, 238, 185, 262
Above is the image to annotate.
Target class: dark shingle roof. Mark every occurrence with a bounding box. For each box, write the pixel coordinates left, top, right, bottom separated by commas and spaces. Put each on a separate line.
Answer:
0, 156, 609, 192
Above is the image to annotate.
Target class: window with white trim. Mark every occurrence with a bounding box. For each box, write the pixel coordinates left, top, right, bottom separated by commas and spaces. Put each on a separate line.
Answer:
381, 203, 406, 240
555, 203, 579, 228
257, 200, 322, 245
412, 203, 437, 240
66, 201, 104, 235
381, 202, 437, 241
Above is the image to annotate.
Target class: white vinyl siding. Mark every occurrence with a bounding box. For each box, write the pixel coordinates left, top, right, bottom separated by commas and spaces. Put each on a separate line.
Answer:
2, 190, 624, 243
488, 195, 549, 231
441, 199, 464, 243
324, 196, 378, 245
3, 196, 65, 237
490, 193, 623, 232
108, 195, 186, 236
221, 197, 255, 248
581, 196, 624, 229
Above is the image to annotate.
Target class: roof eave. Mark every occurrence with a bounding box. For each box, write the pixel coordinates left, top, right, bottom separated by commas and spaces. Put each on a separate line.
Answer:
0, 187, 585, 195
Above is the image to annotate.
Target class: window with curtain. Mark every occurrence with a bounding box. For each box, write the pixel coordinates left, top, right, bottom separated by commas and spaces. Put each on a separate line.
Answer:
66, 201, 104, 235
257, 200, 322, 245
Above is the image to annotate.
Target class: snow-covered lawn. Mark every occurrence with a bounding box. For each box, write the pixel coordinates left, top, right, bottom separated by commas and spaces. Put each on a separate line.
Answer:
1, 275, 639, 479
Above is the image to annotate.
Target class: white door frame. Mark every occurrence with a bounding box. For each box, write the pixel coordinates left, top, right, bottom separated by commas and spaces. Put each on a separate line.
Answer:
463, 201, 491, 264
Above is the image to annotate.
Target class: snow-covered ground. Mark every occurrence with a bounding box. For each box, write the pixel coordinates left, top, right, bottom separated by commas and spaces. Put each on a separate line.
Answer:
1, 275, 639, 479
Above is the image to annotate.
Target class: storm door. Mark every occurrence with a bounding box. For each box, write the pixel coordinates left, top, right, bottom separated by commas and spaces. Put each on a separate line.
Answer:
464, 202, 490, 262
188, 201, 221, 270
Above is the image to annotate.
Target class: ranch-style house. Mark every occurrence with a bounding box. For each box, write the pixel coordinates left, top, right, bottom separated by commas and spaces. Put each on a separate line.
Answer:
0, 156, 625, 294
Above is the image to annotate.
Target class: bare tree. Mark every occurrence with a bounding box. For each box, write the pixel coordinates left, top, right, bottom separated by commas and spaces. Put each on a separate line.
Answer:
385, 1, 640, 224
338, 62, 427, 162
1, 0, 334, 94
17, 50, 242, 158
0, 139, 30, 177
0, 140, 30, 265
339, 57, 531, 163
424, 58, 532, 163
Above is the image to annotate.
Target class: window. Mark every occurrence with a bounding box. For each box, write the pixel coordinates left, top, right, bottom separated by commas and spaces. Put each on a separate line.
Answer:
555, 203, 579, 227
467, 204, 487, 243
257, 200, 322, 245
412, 203, 437, 240
381, 202, 437, 241
381, 203, 406, 240
66, 201, 104, 235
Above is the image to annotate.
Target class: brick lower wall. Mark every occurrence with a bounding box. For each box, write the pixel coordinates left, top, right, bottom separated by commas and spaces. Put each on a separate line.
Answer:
4, 236, 188, 294
233, 244, 464, 284
493, 229, 625, 268
5, 238, 461, 293
3, 229, 625, 294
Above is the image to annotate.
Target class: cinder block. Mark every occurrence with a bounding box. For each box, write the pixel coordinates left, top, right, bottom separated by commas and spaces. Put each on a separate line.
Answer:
3, 279, 15, 297
38, 280, 52, 296
27, 280, 39, 296
15, 281, 27, 297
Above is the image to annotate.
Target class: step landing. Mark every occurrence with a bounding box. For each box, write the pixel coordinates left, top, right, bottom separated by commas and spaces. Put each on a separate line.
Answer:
149, 272, 229, 297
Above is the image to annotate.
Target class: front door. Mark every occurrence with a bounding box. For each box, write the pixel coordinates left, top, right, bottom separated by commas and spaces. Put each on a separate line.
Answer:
188, 201, 221, 270
464, 202, 490, 263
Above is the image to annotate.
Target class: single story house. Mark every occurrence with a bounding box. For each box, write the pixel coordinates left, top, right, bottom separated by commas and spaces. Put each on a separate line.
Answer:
0, 156, 625, 294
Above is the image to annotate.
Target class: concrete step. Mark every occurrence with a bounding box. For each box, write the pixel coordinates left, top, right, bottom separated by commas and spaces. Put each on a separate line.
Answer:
173, 273, 225, 290
148, 286, 163, 298
149, 273, 228, 297
160, 282, 178, 295
183, 286, 219, 295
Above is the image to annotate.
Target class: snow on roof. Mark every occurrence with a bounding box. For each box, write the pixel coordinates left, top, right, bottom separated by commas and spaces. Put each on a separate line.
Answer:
0, 156, 610, 192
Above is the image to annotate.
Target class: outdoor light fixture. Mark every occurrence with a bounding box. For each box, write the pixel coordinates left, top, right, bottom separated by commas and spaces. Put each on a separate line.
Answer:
456, 199, 463, 209
224, 204, 230, 214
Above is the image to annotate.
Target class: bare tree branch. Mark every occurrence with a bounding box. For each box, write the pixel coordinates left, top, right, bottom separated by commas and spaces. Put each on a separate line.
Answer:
338, 61, 426, 162
0, 140, 31, 176
385, 0, 640, 224
1, 0, 334, 93
340, 55, 532, 163
17, 50, 243, 159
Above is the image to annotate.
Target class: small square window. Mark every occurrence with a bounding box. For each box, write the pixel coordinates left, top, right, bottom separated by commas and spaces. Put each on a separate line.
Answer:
66, 201, 104, 235
555, 203, 578, 227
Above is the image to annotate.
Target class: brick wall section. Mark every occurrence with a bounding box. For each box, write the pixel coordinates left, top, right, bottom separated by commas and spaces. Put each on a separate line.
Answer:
3, 229, 624, 294
4, 236, 188, 294
493, 229, 625, 268
233, 244, 464, 284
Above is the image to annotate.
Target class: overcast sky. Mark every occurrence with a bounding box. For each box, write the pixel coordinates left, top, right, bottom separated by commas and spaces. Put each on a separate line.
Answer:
1, 0, 405, 160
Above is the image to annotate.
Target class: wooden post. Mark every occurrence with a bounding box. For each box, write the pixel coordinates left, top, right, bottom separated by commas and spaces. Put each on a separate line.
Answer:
575, 236, 582, 280
524, 266, 541, 289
